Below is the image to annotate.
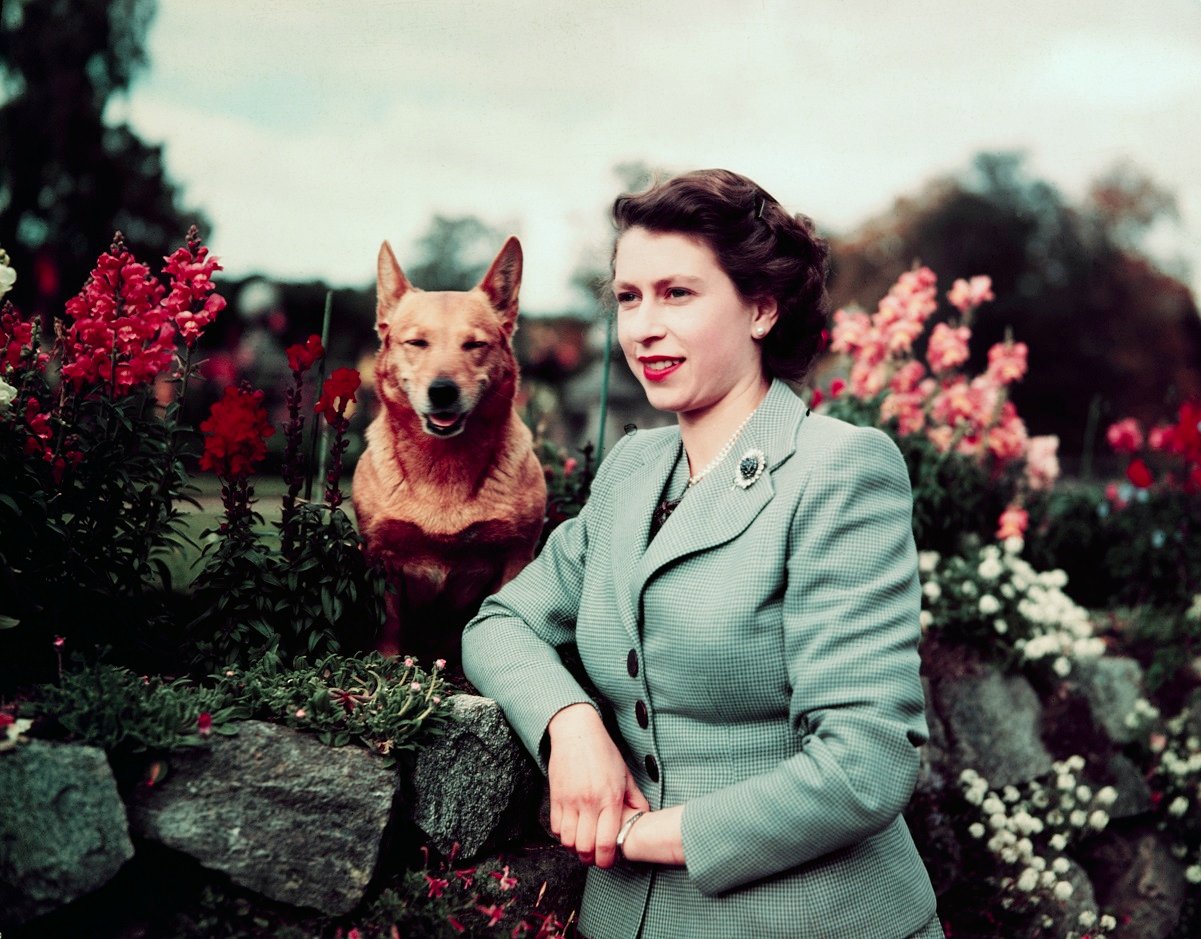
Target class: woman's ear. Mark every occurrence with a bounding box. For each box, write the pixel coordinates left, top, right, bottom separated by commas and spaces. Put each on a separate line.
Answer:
752, 297, 779, 337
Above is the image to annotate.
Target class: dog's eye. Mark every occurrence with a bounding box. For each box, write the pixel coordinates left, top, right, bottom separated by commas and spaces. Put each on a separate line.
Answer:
404, 339, 429, 348
462, 340, 489, 351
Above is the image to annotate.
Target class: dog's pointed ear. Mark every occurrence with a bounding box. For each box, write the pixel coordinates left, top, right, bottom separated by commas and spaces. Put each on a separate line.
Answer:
377, 240, 411, 336
478, 236, 522, 332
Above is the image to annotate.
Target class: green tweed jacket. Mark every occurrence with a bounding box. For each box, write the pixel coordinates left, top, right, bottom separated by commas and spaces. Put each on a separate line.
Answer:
462, 379, 939, 939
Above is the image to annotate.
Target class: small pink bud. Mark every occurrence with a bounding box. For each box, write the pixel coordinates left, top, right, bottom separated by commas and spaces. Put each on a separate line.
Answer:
435, 658, 447, 670
410, 681, 422, 692
53, 635, 65, 649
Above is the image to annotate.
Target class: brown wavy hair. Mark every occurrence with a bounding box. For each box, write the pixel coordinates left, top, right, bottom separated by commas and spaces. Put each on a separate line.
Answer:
611, 168, 830, 383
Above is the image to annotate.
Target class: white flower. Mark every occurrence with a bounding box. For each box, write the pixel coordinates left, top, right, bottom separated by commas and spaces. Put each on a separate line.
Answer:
1187, 595, 1201, 622
1096, 786, 1117, 806
1002, 785, 1021, 803
1168, 796, 1189, 817
1088, 810, 1109, 831
983, 796, 1005, 816
1052, 856, 1070, 874
1000, 583, 1016, 599
977, 556, 1004, 580
919, 610, 934, 630
1100, 914, 1116, 929
1057, 773, 1076, 791
969, 822, 986, 838
1017, 868, 1038, 891
1067, 755, 1085, 771
990, 813, 1008, 830
0, 377, 16, 413
1017, 837, 1034, 858
1054, 880, 1074, 900
1053, 656, 1071, 677
1186, 864, 1201, 884
1076, 785, 1092, 803
1001, 847, 1018, 863
1069, 809, 1087, 827
993, 618, 1008, 634
979, 594, 1001, 615
918, 551, 941, 574
1050, 833, 1068, 851
0, 259, 15, 297
1078, 910, 1096, 928
923, 581, 942, 601
961, 580, 978, 597
1040, 870, 1056, 888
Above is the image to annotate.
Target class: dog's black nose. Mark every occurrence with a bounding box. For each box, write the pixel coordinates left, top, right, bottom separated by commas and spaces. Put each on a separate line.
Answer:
428, 378, 461, 409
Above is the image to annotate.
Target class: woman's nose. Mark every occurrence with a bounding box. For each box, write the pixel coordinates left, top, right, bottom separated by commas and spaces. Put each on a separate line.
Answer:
624, 299, 667, 344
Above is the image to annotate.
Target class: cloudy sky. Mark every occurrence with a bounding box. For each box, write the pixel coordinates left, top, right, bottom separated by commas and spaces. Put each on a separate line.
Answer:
111, 0, 1201, 314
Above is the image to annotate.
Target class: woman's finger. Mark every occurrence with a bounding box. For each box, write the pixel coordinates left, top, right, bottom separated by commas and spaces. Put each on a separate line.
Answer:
549, 796, 563, 837
626, 771, 651, 811
559, 806, 578, 851
574, 805, 598, 864
593, 804, 622, 869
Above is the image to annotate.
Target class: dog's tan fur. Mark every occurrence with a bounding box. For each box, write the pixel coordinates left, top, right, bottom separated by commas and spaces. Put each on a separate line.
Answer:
353, 237, 546, 660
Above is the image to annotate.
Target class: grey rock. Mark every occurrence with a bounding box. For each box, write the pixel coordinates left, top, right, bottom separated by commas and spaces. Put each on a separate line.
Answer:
1076, 657, 1146, 745
126, 720, 397, 916
935, 666, 1054, 788
1082, 826, 1186, 939
0, 740, 134, 927
409, 694, 539, 858
1104, 753, 1153, 819
1041, 857, 1097, 939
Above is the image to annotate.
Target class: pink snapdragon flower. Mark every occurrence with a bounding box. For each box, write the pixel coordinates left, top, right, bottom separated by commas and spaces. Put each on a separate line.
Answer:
986, 341, 1028, 386
947, 275, 995, 314
927, 322, 971, 374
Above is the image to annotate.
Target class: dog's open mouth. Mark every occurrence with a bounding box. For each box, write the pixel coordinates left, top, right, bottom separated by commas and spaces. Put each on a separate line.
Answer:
423, 411, 468, 437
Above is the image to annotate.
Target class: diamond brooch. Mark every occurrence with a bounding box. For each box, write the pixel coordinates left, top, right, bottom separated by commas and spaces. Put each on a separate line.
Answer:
733, 449, 766, 489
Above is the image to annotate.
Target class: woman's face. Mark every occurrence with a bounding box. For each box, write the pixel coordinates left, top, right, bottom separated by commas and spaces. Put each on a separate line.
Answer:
613, 227, 776, 421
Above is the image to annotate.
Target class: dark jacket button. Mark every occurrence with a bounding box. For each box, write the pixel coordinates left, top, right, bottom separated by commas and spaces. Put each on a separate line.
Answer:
627, 649, 639, 677
645, 754, 659, 782
635, 700, 649, 728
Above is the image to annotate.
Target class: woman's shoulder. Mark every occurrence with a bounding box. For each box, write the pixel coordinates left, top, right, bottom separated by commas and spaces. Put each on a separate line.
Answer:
791, 410, 907, 481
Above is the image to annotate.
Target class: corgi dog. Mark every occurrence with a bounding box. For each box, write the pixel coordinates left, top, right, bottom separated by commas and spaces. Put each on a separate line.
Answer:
352, 237, 547, 662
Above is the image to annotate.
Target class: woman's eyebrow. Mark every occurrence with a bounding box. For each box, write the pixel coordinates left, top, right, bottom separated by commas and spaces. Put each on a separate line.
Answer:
613, 274, 704, 291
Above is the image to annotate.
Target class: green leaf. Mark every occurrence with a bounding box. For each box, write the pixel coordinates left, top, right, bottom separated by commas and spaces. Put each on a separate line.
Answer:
0, 614, 20, 629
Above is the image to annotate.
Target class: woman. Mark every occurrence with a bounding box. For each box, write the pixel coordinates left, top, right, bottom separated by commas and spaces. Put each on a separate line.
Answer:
462, 169, 943, 939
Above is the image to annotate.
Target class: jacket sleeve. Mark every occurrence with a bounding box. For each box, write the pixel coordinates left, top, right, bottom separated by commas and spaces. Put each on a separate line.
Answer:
680, 425, 928, 896
461, 435, 629, 771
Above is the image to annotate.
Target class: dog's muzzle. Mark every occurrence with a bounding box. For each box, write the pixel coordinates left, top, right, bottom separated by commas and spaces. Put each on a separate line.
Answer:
422, 378, 468, 437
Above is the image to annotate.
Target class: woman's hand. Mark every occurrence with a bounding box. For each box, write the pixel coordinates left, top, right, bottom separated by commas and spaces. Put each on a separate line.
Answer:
547, 703, 649, 868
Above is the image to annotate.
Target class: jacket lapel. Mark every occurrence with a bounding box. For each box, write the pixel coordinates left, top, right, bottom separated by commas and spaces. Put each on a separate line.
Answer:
609, 429, 682, 643
633, 380, 808, 611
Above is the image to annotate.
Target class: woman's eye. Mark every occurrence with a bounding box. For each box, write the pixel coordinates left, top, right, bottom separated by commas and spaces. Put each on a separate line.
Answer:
615, 291, 638, 305
404, 338, 428, 348
666, 287, 691, 299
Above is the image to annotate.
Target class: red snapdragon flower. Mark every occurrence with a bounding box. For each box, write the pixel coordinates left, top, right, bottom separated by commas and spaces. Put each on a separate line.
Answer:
199, 386, 275, 479
197, 712, 212, 737
315, 367, 361, 424
286, 334, 324, 373
161, 231, 226, 348
1126, 457, 1154, 489
425, 874, 450, 898
61, 238, 175, 394
1106, 418, 1144, 455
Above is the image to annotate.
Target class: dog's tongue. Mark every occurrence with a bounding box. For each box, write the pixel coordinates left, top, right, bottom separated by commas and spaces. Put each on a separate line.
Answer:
429, 413, 459, 428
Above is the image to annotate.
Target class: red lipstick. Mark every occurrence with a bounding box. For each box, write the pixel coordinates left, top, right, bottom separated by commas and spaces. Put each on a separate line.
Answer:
639, 356, 683, 383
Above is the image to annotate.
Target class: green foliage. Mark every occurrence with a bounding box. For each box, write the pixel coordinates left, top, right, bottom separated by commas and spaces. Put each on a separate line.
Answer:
1121, 603, 1201, 695
27, 658, 244, 755
188, 503, 389, 672
22, 650, 450, 767
536, 438, 595, 548
214, 651, 449, 764
356, 854, 571, 939
1025, 485, 1201, 609
0, 380, 198, 689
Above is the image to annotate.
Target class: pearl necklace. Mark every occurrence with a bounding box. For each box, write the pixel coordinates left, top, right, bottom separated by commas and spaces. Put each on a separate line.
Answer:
686, 407, 758, 488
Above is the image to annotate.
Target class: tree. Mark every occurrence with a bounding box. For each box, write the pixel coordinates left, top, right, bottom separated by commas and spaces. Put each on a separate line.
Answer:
829, 153, 1201, 466
0, 0, 205, 314
403, 215, 505, 292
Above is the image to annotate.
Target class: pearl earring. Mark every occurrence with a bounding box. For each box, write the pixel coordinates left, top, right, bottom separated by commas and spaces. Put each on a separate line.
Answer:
755, 326, 766, 337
